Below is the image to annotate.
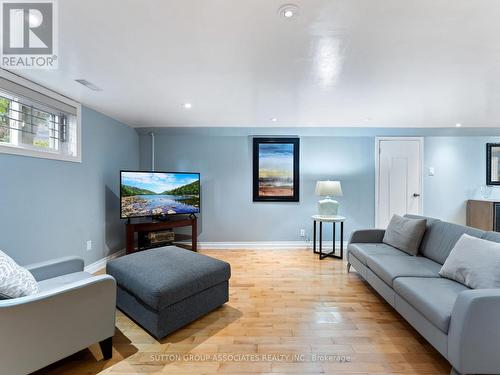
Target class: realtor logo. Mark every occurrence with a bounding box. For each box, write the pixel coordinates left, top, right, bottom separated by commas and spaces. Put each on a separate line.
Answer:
1, 0, 58, 69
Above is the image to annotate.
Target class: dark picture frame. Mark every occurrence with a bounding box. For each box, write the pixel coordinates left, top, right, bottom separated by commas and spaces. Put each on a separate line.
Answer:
253, 137, 300, 202
486, 143, 500, 185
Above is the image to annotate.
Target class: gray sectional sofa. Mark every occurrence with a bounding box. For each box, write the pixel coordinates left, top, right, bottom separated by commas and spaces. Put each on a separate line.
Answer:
347, 215, 500, 375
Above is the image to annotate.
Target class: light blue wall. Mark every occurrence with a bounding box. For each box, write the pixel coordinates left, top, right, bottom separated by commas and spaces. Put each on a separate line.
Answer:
139, 133, 375, 242
0, 107, 139, 265
424, 137, 500, 224
139, 128, 500, 242
3, 109, 498, 264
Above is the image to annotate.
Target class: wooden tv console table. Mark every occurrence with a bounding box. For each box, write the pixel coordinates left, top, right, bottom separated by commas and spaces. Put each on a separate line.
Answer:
125, 217, 197, 254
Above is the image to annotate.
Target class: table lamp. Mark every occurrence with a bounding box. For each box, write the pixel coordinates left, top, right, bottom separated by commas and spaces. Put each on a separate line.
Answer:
315, 181, 343, 216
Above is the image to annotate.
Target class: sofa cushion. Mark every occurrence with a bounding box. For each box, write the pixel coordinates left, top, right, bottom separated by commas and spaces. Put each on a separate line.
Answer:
0, 249, 38, 298
37, 271, 92, 293
482, 231, 500, 244
383, 215, 427, 255
404, 214, 439, 224
404, 214, 441, 233
348, 243, 407, 266
394, 277, 469, 333
366, 255, 442, 287
418, 220, 484, 265
440, 234, 500, 289
107, 246, 231, 311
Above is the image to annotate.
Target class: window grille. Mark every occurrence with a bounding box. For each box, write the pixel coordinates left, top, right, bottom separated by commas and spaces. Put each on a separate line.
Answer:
0, 75, 80, 162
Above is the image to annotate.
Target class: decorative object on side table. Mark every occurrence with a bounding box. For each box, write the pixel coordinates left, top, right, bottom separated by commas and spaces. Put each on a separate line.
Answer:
253, 137, 300, 202
480, 185, 493, 199
312, 215, 346, 260
315, 180, 343, 216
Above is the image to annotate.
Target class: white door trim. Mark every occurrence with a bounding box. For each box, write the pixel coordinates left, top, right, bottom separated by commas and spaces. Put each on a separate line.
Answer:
375, 137, 424, 228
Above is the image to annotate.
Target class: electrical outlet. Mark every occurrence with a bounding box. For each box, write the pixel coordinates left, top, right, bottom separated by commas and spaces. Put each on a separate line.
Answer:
86, 240, 92, 251
300, 229, 306, 238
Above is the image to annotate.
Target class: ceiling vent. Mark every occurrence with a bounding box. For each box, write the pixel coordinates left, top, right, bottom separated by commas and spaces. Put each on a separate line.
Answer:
75, 79, 103, 91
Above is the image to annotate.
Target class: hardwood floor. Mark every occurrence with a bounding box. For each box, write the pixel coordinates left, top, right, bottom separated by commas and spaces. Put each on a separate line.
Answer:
36, 249, 450, 375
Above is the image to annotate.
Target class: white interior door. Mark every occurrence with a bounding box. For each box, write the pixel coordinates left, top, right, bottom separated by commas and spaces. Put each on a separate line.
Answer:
376, 138, 423, 228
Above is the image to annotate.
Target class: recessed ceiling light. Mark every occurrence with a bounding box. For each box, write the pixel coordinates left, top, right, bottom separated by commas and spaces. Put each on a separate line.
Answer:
271, 117, 278, 122
278, 4, 299, 19
183, 103, 192, 109
456, 123, 462, 127
75, 79, 103, 91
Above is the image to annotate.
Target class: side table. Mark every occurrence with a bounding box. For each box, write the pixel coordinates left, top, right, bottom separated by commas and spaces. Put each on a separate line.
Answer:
312, 215, 346, 260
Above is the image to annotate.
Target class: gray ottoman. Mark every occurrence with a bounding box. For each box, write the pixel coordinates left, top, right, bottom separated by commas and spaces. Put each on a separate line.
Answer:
107, 246, 230, 339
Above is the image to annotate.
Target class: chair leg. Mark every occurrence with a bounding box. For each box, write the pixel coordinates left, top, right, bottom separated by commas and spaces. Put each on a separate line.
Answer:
347, 262, 351, 273
99, 337, 113, 360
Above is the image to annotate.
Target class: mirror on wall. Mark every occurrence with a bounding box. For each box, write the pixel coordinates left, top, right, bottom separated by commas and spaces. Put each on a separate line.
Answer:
487, 143, 500, 185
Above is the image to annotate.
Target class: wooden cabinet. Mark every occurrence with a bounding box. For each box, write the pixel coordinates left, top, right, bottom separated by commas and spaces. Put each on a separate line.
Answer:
125, 217, 197, 254
467, 200, 500, 231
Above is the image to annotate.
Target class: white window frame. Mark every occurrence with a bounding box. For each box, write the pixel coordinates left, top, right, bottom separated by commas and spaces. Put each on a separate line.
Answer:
0, 70, 82, 163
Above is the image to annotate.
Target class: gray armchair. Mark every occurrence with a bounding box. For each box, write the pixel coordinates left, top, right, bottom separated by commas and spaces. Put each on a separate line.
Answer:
0, 256, 116, 375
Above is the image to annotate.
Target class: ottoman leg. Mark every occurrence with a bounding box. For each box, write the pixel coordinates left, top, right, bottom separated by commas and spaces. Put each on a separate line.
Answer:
99, 337, 113, 360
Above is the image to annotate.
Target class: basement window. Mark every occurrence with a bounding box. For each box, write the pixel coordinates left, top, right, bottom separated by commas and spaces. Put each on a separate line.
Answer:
0, 73, 81, 162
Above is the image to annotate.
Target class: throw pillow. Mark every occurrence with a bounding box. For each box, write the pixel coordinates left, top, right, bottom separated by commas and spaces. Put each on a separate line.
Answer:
0, 249, 38, 298
383, 214, 427, 256
439, 234, 500, 289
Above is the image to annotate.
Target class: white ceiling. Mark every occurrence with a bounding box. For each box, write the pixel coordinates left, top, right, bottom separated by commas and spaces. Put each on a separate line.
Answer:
16, 0, 500, 128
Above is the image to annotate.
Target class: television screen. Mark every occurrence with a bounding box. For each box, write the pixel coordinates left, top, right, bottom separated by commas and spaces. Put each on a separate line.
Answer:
120, 171, 200, 218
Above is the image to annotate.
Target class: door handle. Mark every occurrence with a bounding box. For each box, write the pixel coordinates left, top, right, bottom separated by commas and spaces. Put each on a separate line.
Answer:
413, 193, 421, 197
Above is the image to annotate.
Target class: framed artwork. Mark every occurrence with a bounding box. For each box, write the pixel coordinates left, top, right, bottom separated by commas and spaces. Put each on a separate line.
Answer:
253, 137, 300, 202
486, 143, 500, 185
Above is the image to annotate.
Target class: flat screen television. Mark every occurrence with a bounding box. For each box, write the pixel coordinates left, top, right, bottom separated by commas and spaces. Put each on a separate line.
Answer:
120, 171, 200, 219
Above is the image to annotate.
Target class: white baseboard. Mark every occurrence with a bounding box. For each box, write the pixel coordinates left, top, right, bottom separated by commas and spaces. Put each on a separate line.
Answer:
197, 241, 309, 250
85, 249, 125, 273
83, 242, 347, 273
197, 241, 346, 250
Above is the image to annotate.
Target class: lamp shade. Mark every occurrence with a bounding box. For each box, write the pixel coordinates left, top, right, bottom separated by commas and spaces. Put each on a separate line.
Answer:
315, 181, 343, 197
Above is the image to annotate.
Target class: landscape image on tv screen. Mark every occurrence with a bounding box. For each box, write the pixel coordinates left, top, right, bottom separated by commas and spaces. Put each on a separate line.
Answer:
121, 171, 200, 218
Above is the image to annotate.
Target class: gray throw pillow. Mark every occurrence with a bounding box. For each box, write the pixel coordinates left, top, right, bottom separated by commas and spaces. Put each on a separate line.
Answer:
439, 234, 500, 289
383, 214, 427, 255
0, 249, 38, 298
